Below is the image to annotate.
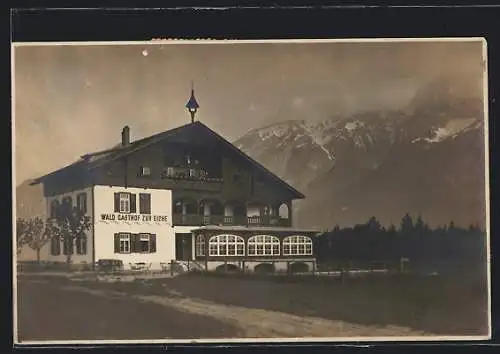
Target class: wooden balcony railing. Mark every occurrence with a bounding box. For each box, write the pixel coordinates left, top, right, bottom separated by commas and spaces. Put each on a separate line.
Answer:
172, 214, 291, 227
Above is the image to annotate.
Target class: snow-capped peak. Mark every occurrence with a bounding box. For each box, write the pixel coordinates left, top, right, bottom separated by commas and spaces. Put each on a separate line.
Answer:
411, 117, 479, 144
344, 120, 365, 133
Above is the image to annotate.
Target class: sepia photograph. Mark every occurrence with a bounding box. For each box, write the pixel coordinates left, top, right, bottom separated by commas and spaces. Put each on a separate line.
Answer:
12, 38, 490, 344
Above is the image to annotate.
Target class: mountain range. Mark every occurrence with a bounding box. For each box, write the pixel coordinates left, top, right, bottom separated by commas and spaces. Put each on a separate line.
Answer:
15, 75, 487, 231
234, 76, 487, 230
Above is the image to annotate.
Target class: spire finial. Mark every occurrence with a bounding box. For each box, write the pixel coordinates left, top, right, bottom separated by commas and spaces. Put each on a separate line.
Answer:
185, 81, 200, 123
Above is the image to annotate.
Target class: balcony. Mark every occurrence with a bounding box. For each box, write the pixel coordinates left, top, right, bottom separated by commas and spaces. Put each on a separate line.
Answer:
172, 214, 291, 227
161, 166, 223, 192
161, 166, 222, 182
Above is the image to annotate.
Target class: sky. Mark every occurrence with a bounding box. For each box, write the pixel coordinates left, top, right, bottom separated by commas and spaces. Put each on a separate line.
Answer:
13, 40, 485, 183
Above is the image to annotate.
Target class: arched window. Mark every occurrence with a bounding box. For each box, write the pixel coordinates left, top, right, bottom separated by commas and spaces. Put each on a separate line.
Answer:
247, 235, 280, 256
283, 235, 313, 256
195, 234, 205, 256
279, 203, 290, 219
208, 234, 245, 256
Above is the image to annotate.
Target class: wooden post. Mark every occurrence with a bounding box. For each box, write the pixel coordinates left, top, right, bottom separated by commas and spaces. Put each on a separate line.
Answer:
170, 260, 174, 276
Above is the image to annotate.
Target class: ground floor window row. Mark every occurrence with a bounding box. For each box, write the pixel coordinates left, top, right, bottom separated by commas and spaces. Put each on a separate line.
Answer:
195, 234, 313, 257
114, 233, 157, 254
50, 237, 87, 256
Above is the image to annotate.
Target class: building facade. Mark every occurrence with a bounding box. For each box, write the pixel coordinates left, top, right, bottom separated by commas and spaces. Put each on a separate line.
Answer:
31, 94, 319, 272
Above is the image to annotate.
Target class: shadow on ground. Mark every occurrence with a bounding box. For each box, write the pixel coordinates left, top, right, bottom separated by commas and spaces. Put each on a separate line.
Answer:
16, 276, 242, 342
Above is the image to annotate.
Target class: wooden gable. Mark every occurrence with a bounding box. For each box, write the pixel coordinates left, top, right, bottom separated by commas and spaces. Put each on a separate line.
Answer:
32, 122, 305, 200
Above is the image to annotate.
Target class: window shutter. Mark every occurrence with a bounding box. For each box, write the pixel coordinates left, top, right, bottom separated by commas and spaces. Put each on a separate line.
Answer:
51, 237, 58, 255
130, 234, 139, 253
76, 238, 81, 254
140, 193, 151, 214
63, 238, 68, 255
82, 237, 87, 255
150, 234, 156, 253
114, 233, 120, 253
81, 193, 87, 214
130, 193, 137, 213
114, 193, 120, 212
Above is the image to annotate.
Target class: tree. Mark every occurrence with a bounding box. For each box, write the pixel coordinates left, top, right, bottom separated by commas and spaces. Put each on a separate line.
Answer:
414, 214, 425, 235
16, 218, 29, 255
49, 202, 91, 264
400, 213, 414, 234
25, 217, 51, 264
366, 216, 382, 232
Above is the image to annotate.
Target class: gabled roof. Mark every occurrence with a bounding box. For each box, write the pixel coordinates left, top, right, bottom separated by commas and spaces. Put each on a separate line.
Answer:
31, 122, 305, 199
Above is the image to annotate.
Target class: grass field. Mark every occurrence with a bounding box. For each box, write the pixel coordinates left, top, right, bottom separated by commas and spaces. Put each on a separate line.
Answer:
15, 269, 489, 342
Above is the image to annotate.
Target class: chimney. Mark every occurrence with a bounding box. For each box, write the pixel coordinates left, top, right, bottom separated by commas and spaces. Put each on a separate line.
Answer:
121, 125, 130, 146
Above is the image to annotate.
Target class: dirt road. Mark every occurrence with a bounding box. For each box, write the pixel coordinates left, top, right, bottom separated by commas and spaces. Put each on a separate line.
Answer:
62, 284, 431, 338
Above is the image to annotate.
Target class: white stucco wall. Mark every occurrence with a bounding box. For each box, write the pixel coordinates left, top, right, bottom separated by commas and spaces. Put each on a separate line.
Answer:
93, 185, 175, 269
205, 259, 315, 272
44, 187, 94, 264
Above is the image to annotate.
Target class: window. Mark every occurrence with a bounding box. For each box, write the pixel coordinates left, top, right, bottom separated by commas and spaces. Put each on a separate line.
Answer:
282, 235, 313, 256
114, 233, 156, 254
166, 167, 175, 177
119, 193, 130, 213
248, 235, 280, 256
50, 236, 60, 255
139, 193, 151, 214
76, 236, 87, 255
115, 233, 130, 253
195, 235, 205, 256
50, 200, 60, 218
114, 192, 136, 213
140, 165, 151, 177
63, 238, 74, 255
76, 193, 87, 213
139, 234, 151, 253
189, 168, 197, 178
208, 234, 245, 256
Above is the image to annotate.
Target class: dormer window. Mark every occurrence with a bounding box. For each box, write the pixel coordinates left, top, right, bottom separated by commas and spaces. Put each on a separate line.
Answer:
139, 165, 151, 177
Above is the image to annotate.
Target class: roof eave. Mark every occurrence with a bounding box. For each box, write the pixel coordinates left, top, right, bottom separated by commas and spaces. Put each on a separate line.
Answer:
29, 179, 42, 186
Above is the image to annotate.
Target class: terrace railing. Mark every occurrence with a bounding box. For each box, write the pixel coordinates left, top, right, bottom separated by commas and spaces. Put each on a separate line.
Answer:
172, 213, 291, 227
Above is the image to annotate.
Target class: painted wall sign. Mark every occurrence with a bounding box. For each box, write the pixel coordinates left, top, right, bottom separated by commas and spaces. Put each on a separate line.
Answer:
100, 213, 169, 222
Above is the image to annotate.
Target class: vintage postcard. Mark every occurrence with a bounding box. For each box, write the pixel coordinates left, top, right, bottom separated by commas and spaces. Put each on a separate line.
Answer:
12, 38, 490, 344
